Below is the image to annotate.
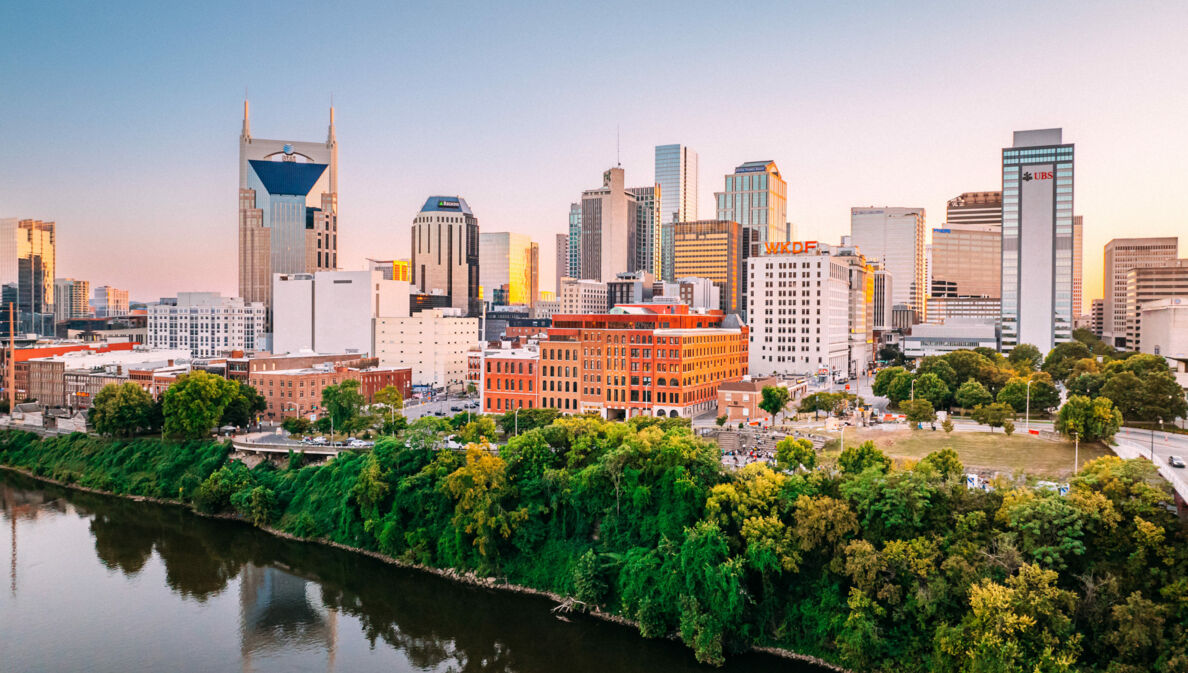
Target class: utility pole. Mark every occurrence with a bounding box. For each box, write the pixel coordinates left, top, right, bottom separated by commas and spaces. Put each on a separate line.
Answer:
1025, 380, 1032, 435
7, 304, 14, 415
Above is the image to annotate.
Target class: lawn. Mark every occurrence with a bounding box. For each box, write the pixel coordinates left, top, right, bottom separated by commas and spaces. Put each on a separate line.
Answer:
830, 427, 1112, 480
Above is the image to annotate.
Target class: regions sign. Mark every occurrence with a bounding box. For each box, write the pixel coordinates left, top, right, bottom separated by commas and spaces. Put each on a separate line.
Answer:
437, 200, 460, 209
764, 241, 819, 255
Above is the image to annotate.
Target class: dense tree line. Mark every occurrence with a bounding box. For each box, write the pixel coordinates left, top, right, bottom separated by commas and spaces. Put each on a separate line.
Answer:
3, 417, 1187, 671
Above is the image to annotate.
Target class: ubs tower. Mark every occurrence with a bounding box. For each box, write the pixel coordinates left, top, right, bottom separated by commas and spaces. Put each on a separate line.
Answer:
238, 100, 338, 322
1000, 128, 1074, 354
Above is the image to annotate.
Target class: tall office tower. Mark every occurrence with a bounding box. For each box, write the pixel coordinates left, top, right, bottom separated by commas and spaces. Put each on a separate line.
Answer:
1072, 215, 1084, 318
849, 207, 926, 321
1090, 298, 1104, 337
946, 191, 1003, 226
554, 233, 568, 293
579, 167, 637, 282
53, 278, 90, 322
238, 100, 338, 318
0, 218, 55, 336
628, 185, 661, 275
567, 203, 582, 278
479, 232, 535, 306
411, 196, 480, 317
715, 160, 790, 256
529, 242, 540, 307
655, 144, 698, 281
1123, 259, 1188, 350
672, 220, 743, 315
91, 286, 129, 318
871, 263, 893, 332
1101, 236, 1178, 347
1000, 128, 1074, 354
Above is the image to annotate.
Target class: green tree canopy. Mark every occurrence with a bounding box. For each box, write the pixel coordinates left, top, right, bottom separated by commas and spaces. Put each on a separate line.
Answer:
916, 356, 958, 390
901, 399, 937, 426
89, 382, 157, 437
954, 379, 993, 410
1007, 343, 1044, 372
1042, 340, 1093, 382
775, 436, 815, 470
162, 371, 239, 438
872, 367, 907, 397
912, 373, 951, 409
219, 381, 266, 428
1056, 395, 1123, 443
759, 385, 792, 423
496, 407, 558, 435
888, 371, 915, 405
970, 402, 1014, 432
997, 375, 1059, 414
838, 440, 891, 474
322, 379, 366, 431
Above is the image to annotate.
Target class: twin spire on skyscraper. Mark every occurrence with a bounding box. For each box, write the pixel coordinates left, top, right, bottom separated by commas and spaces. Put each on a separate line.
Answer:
239, 95, 335, 148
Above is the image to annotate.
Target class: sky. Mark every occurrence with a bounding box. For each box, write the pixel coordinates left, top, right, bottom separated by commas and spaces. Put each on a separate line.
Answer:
2, 0, 1186, 309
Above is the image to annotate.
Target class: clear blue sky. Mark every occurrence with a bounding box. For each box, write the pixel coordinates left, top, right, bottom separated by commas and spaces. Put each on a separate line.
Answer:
3, 0, 1186, 305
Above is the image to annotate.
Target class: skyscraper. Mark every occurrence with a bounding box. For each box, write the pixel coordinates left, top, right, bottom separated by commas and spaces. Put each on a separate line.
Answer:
715, 160, 790, 255
1102, 237, 1178, 347
567, 203, 581, 278
411, 196, 480, 316
0, 218, 55, 336
850, 207, 926, 321
554, 233, 568, 293
1072, 215, 1084, 318
655, 144, 698, 281
53, 278, 90, 322
928, 192, 1002, 325
627, 185, 661, 276
672, 220, 743, 314
479, 232, 535, 306
91, 286, 129, 318
1000, 128, 1074, 354
238, 101, 338, 321
579, 167, 637, 282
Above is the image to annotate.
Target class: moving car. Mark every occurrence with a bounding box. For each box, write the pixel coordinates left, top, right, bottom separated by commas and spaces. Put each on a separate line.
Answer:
1169, 455, 1186, 468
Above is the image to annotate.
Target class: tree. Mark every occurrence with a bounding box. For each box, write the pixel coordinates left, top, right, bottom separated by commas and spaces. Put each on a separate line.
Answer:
970, 402, 1014, 432
775, 436, 815, 470
1067, 372, 1106, 398
916, 356, 958, 389
1137, 371, 1188, 423
838, 441, 891, 475
998, 375, 1059, 415
943, 350, 998, 391
715, 415, 727, 427
1007, 343, 1043, 372
219, 381, 266, 429
1042, 340, 1093, 382
458, 416, 498, 444
161, 371, 239, 439
1003, 419, 1016, 436
89, 382, 156, 437
443, 446, 529, 566
901, 399, 936, 427
942, 418, 954, 434
322, 379, 365, 433
920, 447, 963, 481
374, 384, 404, 414
1056, 395, 1123, 443
496, 407, 558, 435
282, 416, 312, 435
888, 371, 915, 405
872, 367, 906, 397
1100, 371, 1143, 420
759, 385, 792, 424
912, 373, 951, 409
877, 343, 906, 366
955, 378, 993, 411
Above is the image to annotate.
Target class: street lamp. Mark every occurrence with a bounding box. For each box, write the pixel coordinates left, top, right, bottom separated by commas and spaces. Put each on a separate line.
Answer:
1025, 380, 1032, 435
910, 378, 916, 401
1150, 417, 1163, 462
514, 407, 520, 436
1072, 430, 1079, 476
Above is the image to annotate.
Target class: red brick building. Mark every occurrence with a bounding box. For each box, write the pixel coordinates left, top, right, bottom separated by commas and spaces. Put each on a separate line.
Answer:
252, 365, 413, 421
481, 349, 540, 414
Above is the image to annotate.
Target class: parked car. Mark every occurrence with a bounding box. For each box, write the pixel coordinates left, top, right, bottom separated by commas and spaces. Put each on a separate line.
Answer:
1169, 455, 1186, 468
451, 405, 463, 412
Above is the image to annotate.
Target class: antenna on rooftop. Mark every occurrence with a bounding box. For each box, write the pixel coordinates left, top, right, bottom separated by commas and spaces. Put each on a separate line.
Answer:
616, 125, 621, 166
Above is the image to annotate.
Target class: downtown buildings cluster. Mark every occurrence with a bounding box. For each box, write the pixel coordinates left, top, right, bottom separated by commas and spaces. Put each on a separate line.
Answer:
3, 106, 1187, 426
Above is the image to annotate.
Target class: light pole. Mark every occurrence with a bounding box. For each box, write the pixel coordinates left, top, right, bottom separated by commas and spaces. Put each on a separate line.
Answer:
514, 407, 520, 436
910, 378, 916, 401
1025, 380, 1032, 435
839, 425, 845, 455
1072, 430, 1079, 476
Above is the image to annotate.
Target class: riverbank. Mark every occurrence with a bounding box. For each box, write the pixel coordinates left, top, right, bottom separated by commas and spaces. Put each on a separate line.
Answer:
0, 434, 846, 673
5, 421, 1185, 673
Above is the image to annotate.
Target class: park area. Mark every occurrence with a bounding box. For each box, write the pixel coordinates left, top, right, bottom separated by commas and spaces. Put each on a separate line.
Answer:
831, 426, 1113, 479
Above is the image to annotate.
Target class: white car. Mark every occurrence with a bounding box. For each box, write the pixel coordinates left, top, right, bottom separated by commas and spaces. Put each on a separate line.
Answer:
1169, 455, 1186, 469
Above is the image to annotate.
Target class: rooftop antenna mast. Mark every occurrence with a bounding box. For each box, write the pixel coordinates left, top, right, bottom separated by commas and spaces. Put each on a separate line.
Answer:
616, 125, 621, 166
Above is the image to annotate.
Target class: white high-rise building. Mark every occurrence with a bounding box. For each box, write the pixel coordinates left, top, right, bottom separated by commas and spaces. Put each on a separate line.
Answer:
53, 278, 90, 322
91, 286, 130, 318
1000, 128, 1074, 354
850, 207, 926, 321
559, 278, 608, 314
747, 244, 871, 378
374, 308, 478, 390
272, 270, 409, 357
1101, 237, 1178, 348
655, 144, 698, 281
147, 292, 267, 358
579, 167, 636, 282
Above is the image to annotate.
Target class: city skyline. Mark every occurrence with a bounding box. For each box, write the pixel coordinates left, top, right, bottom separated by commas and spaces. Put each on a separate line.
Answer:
2, 2, 1186, 302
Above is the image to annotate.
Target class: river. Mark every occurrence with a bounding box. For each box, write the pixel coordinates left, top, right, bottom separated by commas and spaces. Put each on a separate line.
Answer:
0, 471, 828, 673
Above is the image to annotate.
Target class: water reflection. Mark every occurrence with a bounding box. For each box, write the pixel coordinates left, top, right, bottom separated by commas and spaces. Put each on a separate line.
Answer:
0, 471, 821, 673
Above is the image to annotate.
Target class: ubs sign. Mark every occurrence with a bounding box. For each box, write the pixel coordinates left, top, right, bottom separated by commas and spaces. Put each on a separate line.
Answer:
764, 241, 819, 254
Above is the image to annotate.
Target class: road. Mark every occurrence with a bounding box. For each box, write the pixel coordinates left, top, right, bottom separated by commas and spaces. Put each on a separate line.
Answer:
401, 397, 480, 421
1117, 427, 1188, 470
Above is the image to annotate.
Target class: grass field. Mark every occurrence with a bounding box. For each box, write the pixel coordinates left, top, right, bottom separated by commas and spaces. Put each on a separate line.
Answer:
829, 427, 1112, 479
